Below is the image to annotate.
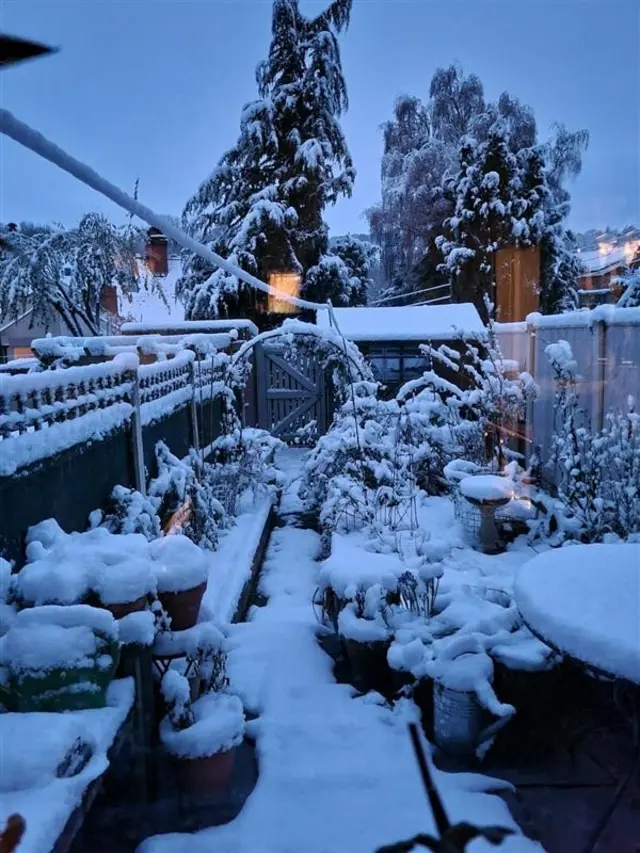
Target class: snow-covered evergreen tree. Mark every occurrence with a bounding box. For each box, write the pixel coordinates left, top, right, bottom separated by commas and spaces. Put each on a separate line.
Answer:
615, 249, 640, 307
303, 235, 376, 306
437, 124, 541, 320
178, 0, 357, 322
368, 65, 588, 313
0, 214, 142, 336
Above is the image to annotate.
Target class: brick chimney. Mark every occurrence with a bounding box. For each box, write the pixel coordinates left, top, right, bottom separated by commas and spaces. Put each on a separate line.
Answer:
145, 227, 169, 276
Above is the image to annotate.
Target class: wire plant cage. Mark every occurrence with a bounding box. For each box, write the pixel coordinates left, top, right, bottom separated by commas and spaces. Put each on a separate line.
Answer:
207, 464, 242, 517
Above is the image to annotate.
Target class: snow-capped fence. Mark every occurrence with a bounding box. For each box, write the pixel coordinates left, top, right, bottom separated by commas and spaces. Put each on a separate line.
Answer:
0, 356, 136, 441
494, 307, 640, 466
0, 352, 240, 566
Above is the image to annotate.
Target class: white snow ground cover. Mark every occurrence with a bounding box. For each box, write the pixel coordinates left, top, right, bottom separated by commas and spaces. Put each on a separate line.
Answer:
199, 488, 276, 625
139, 507, 542, 853
0, 678, 134, 853
515, 543, 640, 683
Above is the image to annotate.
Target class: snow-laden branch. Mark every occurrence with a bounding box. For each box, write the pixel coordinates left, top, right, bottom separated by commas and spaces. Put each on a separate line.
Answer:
0, 108, 327, 313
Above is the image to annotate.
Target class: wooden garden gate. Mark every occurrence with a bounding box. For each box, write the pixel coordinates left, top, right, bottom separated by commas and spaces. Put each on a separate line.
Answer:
255, 342, 328, 442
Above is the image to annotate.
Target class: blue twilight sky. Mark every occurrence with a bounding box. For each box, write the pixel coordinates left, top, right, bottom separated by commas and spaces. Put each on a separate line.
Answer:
1, 0, 638, 237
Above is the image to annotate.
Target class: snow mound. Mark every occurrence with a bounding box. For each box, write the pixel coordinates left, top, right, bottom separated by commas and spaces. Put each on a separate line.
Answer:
117, 610, 156, 647
149, 534, 209, 593
160, 692, 244, 758
19, 526, 155, 606
1, 624, 100, 673
515, 543, 640, 682
318, 531, 404, 597
459, 475, 514, 503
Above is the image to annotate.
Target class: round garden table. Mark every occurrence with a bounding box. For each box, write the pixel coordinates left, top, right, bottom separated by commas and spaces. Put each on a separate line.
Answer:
514, 543, 640, 685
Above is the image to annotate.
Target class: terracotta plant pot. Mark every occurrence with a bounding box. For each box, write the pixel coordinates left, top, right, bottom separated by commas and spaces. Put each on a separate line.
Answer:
85, 592, 147, 621
103, 596, 148, 620
172, 748, 236, 795
159, 581, 207, 632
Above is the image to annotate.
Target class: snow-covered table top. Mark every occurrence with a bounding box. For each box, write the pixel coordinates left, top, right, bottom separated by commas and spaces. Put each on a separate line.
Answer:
515, 544, 640, 683
0, 678, 134, 853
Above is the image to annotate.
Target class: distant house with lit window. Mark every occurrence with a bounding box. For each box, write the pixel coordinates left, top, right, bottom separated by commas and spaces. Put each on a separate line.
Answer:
0, 228, 183, 363
577, 241, 640, 307
316, 302, 485, 394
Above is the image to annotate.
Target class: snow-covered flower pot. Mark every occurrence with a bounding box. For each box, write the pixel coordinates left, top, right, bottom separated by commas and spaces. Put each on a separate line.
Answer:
433, 680, 487, 758
18, 523, 158, 614
91, 553, 157, 620
150, 535, 209, 631
429, 649, 514, 759
0, 605, 120, 712
338, 602, 391, 696
160, 672, 244, 796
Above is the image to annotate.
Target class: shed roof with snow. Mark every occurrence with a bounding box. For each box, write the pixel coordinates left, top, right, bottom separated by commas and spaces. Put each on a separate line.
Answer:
316, 303, 485, 343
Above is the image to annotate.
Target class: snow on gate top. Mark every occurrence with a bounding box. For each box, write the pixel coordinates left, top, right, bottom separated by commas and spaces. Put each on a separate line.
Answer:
316, 303, 485, 343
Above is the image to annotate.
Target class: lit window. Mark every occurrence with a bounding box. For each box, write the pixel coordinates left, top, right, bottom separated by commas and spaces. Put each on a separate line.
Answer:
268, 271, 302, 314
12, 347, 33, 359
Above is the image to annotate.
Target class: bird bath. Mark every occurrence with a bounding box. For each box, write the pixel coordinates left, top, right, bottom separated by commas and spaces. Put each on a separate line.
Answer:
458, 475, 514, 554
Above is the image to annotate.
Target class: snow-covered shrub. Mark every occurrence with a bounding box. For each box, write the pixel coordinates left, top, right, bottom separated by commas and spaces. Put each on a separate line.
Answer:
150, 442, 193, 516
300, 380, 396, 530
149, 592, 173, 634
150, 443, 225, 548
337, 585, 392, 644
159, 626, 244, 758
160, 692, 245, 759
193, 623, 229, 695
398, 319, 535, 494
90, 485, 161, 541
615, 263, 640, 308
0, 558, 16, 606
545, 340, 640, 543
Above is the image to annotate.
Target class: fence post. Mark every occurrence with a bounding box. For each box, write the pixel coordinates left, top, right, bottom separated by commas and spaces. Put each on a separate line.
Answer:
187, 359, 201, 453
130, 369, 146, 495
594, 320, 607, 433
525, 319, 537, 466
255, 343, 268, 430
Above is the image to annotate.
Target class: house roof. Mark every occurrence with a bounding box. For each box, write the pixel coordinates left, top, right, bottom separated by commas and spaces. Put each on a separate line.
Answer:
578, 243, 640, 276
316, 303, 485, 343
578, 248, 627, 276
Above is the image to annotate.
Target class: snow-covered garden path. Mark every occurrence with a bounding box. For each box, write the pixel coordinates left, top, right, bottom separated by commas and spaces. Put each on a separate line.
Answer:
140, 462, 542, 853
